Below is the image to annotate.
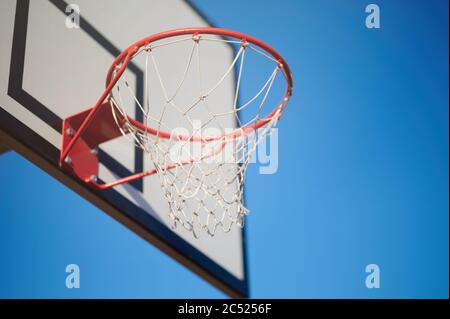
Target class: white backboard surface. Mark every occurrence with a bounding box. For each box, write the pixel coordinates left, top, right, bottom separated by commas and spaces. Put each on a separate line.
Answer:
0, 0, 247, 297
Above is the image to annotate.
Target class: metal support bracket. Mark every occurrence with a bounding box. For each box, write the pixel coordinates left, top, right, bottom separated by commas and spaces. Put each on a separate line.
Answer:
60, 102, 122, 186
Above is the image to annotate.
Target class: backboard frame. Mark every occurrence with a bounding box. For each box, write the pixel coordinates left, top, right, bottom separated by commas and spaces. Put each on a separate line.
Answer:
0, 0, 249, 298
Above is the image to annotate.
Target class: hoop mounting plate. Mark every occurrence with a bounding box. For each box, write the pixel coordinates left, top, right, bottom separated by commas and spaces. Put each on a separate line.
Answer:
60, 102, 122, 183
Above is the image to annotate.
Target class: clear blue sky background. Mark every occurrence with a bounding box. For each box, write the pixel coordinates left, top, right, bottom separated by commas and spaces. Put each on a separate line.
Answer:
0, 0, 448, 298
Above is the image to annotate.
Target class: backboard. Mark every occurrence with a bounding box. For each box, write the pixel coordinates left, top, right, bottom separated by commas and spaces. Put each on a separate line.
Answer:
0, 0, 248, 297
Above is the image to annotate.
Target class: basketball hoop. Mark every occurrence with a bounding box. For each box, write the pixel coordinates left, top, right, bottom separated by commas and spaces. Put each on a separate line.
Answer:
60, 27, 293, 237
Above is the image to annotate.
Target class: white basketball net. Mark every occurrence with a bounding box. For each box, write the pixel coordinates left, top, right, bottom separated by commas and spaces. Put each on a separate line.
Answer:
108, 34, 287, 237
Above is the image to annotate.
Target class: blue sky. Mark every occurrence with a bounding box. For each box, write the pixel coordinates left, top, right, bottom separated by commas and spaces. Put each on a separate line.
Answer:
0, 0, 448, 298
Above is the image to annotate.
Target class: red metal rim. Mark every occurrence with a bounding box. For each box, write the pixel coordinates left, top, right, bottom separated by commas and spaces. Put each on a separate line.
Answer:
105, 27, 293, 141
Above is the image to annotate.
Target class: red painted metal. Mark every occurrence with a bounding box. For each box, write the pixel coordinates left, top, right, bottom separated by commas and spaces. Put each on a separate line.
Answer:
61, 115, 98, 183
60, 27, 293, 190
